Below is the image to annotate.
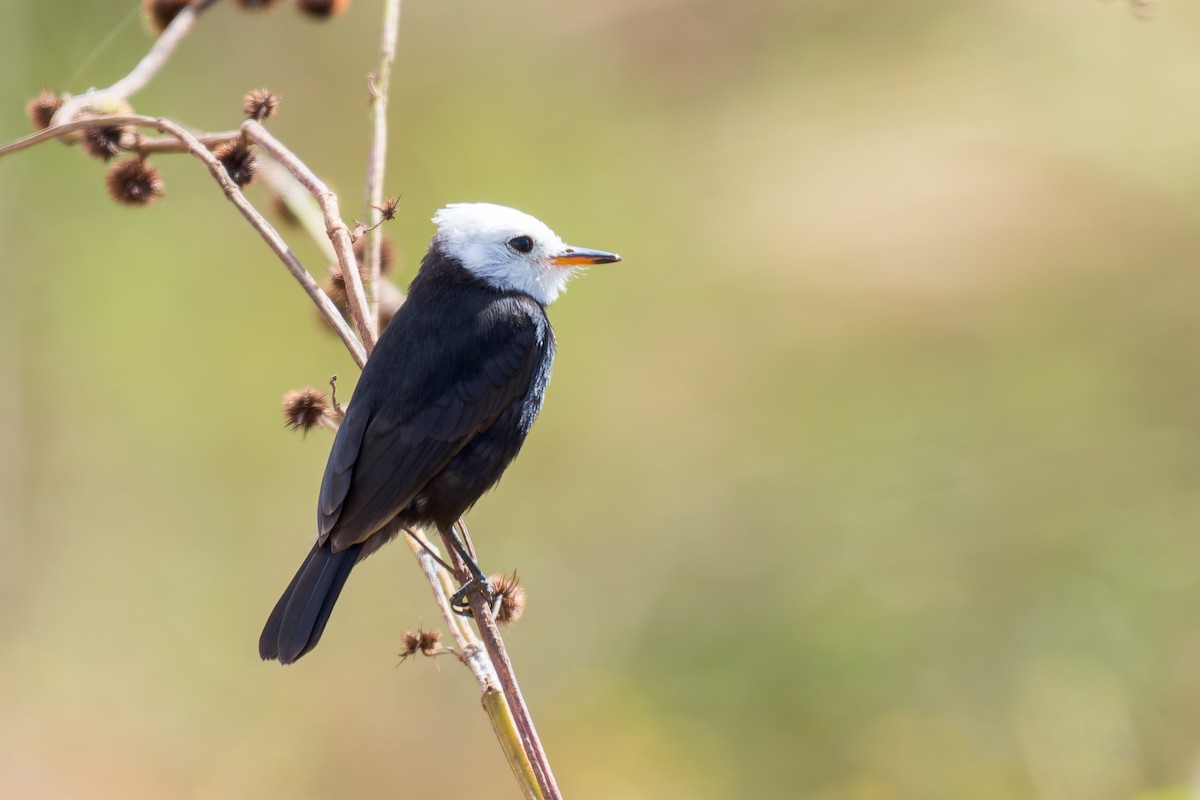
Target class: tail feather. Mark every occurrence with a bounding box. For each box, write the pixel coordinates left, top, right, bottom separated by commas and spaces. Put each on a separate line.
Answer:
259, 542, 362, 664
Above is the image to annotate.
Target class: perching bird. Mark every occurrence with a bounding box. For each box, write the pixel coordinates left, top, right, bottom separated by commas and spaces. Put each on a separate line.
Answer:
259, 203, 621, 664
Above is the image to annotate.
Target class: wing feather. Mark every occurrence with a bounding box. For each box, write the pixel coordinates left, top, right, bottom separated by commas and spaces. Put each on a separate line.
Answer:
316, 295, 546, 551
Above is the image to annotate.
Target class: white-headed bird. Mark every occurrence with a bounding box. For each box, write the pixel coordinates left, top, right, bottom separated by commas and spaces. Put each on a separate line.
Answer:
260, 203, 621, 664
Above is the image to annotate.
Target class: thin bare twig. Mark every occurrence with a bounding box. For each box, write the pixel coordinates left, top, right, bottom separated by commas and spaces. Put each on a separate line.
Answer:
364, 0, 402, 328
406, 530, 545, 800
406, 530, 493, 685
470, 591, 558, 800
329, 375, 343, 416
483, 690, 545, 800
243, 120, 377, 351
0, 121, 92, 158
441, 523, 562, 800
136, 129, 240, 153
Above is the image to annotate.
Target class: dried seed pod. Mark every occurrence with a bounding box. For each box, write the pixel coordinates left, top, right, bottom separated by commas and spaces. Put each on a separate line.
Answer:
213, 140, 257, 187
324, 265, 350, 312
398, 628, 444, 662
105, 158, 165, 206
233, 0, 282, 11
243, 88, 280, 122
373, 195, 400, 222
82, 124, 136, 161
488, 572, 527, 625
26, 90, 64, 131
282, 387, 329, 433
297, 0, 351, 19
143, 0, 191, 34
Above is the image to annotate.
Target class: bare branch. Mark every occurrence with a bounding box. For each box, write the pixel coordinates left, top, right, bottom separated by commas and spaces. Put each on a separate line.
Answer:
363, 0, 403, 328
441, 524, 563, 800
405, 530, 546, 800
406, 530, 495, 688
483, 689, 546, 800
136, 130, 240, 154
0, 120, 91, 158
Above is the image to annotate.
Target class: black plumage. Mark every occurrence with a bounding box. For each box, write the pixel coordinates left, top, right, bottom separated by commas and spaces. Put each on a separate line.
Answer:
260, 243, 555, 664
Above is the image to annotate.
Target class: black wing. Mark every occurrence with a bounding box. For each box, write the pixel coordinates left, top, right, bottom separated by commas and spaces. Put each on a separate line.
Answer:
317, 294, 547, 551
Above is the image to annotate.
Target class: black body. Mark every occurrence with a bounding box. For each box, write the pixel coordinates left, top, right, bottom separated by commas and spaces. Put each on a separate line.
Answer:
260, 244, 556, 664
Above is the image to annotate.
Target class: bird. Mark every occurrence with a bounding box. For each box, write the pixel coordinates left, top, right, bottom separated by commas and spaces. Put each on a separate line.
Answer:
259, 202, 621, 664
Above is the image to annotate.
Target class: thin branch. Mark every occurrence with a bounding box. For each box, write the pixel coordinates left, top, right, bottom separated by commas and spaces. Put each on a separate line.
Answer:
329, 374, 343, 417
405, 530, 545, 800
470, 592, 558, 800
483, 690, 545, 800
243, 120, 377, 351
441, 525, 563, 800
363, 0, 402, 328
406, 530, 492, 685
0, 121, 93, 158
0, 123, 237, 160
136, 129, 240, 154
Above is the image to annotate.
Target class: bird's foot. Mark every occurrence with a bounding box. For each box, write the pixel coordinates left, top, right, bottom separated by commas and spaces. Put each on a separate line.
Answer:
450, 576, 494, 617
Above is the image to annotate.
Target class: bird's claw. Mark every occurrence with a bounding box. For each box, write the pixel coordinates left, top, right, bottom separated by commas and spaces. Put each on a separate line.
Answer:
450, 576, 494, 617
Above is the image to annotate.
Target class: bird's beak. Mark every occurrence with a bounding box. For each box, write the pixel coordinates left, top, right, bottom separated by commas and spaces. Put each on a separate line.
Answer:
551, 246, 622, 268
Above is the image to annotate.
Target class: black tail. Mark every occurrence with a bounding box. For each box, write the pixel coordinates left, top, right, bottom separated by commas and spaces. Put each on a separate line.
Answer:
259, 541, 362, 664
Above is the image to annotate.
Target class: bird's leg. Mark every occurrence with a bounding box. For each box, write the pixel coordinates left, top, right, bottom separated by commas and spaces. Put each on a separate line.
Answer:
444, 521, 494, 616
402, 527, 457, 574
457, 516, 479, 561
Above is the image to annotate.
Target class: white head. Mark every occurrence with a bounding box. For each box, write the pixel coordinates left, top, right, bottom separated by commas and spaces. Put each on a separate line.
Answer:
432, 203, 621, 305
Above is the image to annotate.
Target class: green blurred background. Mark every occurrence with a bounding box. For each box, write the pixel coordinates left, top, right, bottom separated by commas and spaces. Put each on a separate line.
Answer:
3, 0, 1200, 797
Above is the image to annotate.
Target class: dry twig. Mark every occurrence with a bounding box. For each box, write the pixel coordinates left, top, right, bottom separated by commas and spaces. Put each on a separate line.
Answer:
364, 0, 403, 328
442, 522, 562, 800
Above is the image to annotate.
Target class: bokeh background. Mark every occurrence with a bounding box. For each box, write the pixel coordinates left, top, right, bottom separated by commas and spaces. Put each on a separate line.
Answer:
2, 0, 1200, 797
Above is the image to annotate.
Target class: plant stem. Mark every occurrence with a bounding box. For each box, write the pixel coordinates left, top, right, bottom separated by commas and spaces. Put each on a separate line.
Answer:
405, 532, 545, 800
137, 130, 240, 153
441, 526, 563, 800
364, 0, 402, 329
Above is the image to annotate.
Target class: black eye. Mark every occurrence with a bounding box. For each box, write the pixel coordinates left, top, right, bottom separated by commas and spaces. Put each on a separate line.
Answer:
508, 235, 534, 254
